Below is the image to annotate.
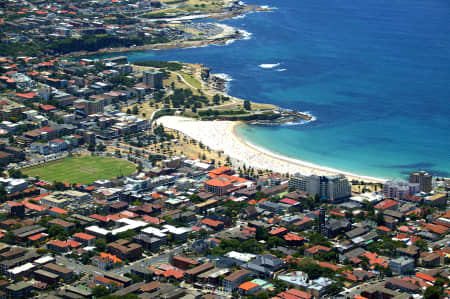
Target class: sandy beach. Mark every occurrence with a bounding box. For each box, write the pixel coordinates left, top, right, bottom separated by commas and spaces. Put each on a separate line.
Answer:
156, 116, 386, 183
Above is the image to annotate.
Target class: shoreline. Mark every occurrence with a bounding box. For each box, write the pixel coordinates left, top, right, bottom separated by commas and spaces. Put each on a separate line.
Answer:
156, 116, 386, 183
65, 5, 269, 58
65, 34, 240, 58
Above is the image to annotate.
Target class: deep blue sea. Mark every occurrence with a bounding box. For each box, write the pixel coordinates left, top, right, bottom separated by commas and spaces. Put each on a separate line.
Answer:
102, 0, 450, 179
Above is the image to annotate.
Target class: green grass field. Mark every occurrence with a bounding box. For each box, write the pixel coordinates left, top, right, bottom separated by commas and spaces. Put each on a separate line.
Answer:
22, 156, 136, 185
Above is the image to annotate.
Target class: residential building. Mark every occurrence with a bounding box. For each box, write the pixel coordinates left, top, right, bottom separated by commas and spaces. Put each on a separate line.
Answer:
42, 263, 73, 282
409, 171, 432, 193
425, 193, 447, 207
172, 256, 200, 270
107, 240, 142, 261
143, 70, 163, 90
222, 269, 252, 293
72, 232, 96, 246
289, 173, 351, 201
383, 180, 420, 199
242, 254, 284, 279
6, 281, 32, 298
389, 257, 415, 274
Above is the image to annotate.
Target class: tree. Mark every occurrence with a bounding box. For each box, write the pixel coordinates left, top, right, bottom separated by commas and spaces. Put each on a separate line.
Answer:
92, 285, 110, 297
126, 108, 131, 114
213, 94, 221, 105
424, 286, 443, 299
95, 238, 107, 252
96, 143, 106, 152
255, 226, 269, 241
0, 186, 7, 203
376, 212, 384, 225
414, 239, 428, 252
132, 105, 139, 115
244, 100, 251, 111
48, 225, 65, 237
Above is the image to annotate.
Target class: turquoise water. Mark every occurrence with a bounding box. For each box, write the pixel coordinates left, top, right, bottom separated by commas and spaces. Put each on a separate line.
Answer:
102, 0, 450, 179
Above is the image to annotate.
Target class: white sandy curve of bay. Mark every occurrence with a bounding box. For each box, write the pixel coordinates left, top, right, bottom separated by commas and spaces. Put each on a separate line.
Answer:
156, 116, 386, 183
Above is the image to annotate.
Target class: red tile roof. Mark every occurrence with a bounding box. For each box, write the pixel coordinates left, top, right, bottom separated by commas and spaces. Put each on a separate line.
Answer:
280, 198, 299, 205
374, 199, 398, 210
73, 232, 96, 240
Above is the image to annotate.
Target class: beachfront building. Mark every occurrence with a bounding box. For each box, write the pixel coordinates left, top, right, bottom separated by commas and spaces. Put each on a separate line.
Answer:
409, 171, 432, 193
289, 173, 351, 201
383, 180, 420, 200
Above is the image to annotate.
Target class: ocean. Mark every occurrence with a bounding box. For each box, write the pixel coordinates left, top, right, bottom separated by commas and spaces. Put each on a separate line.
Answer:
101, 0, 450, 179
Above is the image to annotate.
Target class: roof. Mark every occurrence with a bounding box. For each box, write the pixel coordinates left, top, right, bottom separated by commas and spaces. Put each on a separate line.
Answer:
374, 199, 398, 210
423, 223, 448, 235
269, 227, 287, 235
284, 233, 304, 241
73, 232, 96, 240
280, 198, 300, 205
201, 218, 224, 228
305, 245, 331, 254
224, 269, 251, 282
49, 207, 67, 214
208, 166, 232, 176
239, 281, 259, 291
205, 178, 232, 188
416, 272, 436, 282
99, 252, 122, 264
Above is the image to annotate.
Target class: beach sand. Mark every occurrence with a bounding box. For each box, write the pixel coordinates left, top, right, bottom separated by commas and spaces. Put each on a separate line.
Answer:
156, 116, 386, 183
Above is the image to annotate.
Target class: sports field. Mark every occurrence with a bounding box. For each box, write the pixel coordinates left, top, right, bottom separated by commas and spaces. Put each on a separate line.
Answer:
22, 156, 136, 184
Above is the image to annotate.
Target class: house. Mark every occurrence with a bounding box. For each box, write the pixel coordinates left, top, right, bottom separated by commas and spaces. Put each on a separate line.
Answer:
323, 218, 351, 238
305, 245, 332, 257
48, 219, 75, 232
34, 269, 59, 285
72, 232, 96, 246
389, 257, 414, 274
274, 288, 313, 299
242, 254, 284, 279
238, 281, 260, 295
374, 199, 399, 211
396, 246, 420, 259
49, 139, 68, 152
421, 252, 442, 268
172, 256, 200, 270
133, 234, 161, 252
107, 240, 142, 262
284, 233, 305, 246
42, 263, 73, 282
269, 227, 288, 237
385, 278, 420, 294
184, 262, 214, 283
222, 269, 252, 293
6, 281, 32, 298
200, 218, 224, 231
47, 240, 81, 253
92, 253, 122, 270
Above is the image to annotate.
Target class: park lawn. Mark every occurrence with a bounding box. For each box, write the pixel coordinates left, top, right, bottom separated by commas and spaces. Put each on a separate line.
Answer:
181, 73, 202, 89
22, 156, 136, 185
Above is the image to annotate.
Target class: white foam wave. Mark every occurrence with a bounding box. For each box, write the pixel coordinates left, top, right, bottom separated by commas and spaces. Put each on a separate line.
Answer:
213, 73, 233, 81
259, 62, 280, 69
276, 68, 287, 72
239, 29, 252, 40
232, 14, 246, 19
